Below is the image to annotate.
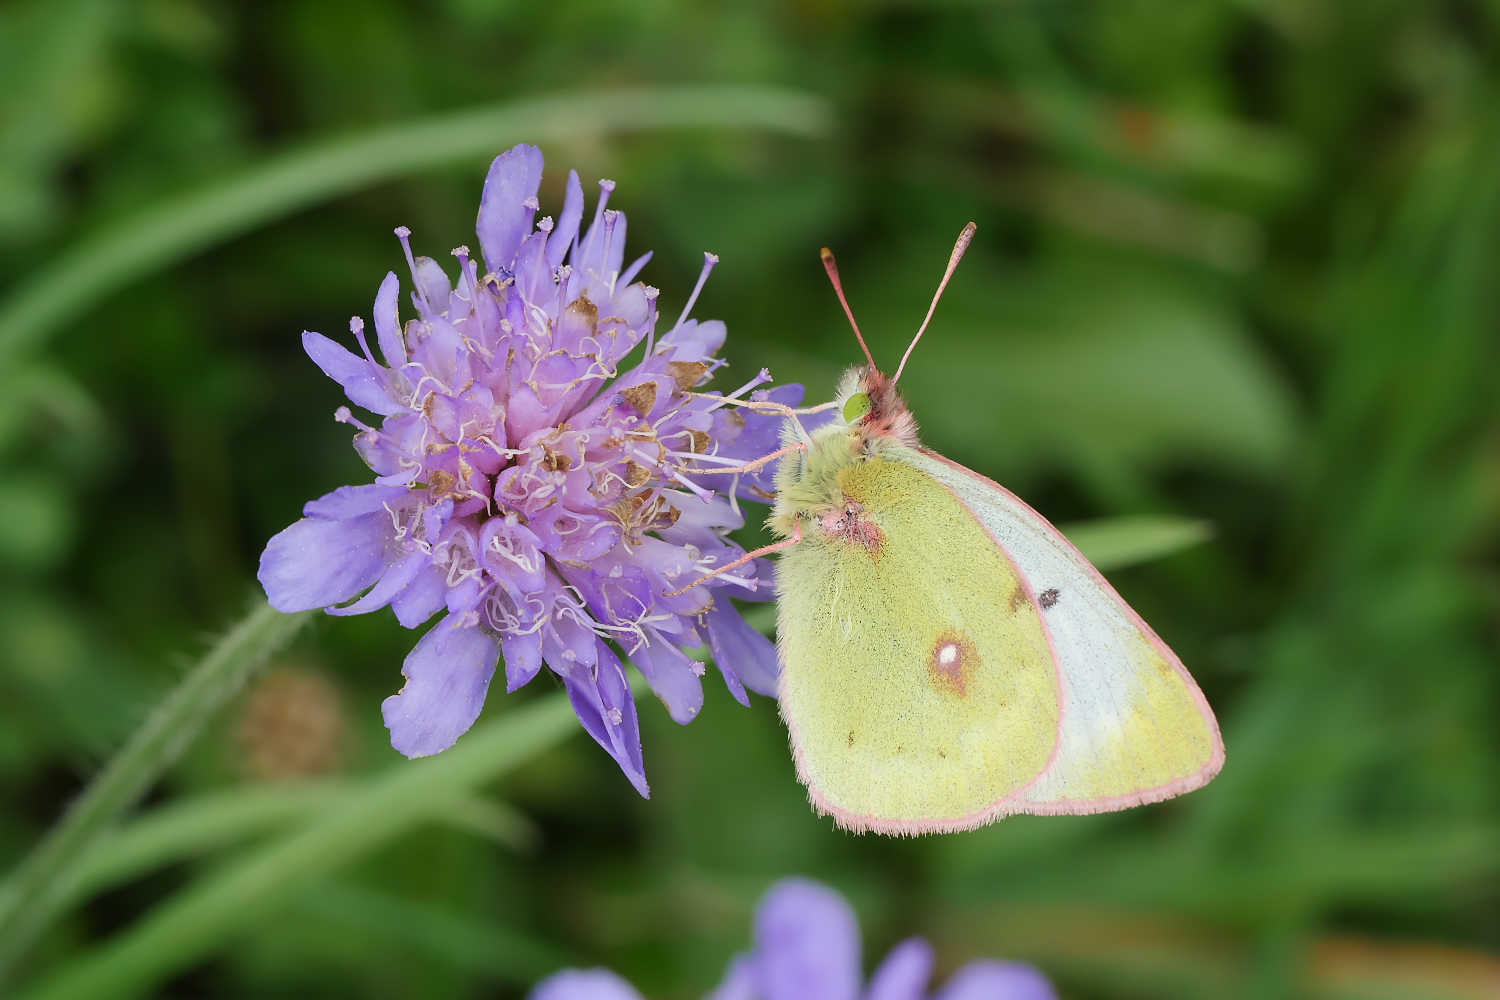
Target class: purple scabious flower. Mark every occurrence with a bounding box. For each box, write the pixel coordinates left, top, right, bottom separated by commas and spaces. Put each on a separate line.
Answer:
530, 878, 1058, 1000
258, 143, 804, 795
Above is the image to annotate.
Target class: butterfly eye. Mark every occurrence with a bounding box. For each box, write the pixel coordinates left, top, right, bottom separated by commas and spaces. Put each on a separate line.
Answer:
843, 392, 872, 423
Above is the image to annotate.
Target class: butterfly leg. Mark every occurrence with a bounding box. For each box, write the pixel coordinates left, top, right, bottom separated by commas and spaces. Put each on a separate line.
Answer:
663, 518, 802, 597
681, 442, 806, 476
683, 393, 836, 448
685, 393, 839, 417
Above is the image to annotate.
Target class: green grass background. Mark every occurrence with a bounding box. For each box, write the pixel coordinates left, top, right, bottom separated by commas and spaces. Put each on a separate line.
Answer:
2, 1, 1499, 998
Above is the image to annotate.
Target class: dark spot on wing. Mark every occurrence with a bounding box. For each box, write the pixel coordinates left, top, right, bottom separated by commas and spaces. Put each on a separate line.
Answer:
1040, 588, 1060, 610
1007, 587, 1029, 613
847, 730, 856, 747
929, 628, 980, 698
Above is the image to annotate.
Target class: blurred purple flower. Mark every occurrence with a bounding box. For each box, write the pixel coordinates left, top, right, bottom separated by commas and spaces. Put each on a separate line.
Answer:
258, 143, 807, 795
528, 878, 1057, 1000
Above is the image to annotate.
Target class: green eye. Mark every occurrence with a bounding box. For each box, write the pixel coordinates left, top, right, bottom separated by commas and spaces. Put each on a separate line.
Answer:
843, 392, 872, 423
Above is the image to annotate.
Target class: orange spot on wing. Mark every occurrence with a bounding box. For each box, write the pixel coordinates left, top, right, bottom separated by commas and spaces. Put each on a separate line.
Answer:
929, 629, 980, 698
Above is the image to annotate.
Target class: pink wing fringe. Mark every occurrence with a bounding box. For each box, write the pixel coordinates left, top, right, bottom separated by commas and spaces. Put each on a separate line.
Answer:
778, 451, 1225, 836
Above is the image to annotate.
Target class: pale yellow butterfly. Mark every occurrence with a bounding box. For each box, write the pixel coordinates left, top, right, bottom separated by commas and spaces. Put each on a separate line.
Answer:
673, 224, 1223, 835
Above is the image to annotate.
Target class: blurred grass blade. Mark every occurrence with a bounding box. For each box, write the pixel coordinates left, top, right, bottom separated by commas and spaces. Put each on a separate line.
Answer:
71, 782, 535, 906
295, 879, 569, 983
14, 692, 581, 1000
1062, 515, 1213, 571
0, 0, 122, 241
0, 84, 830, 371
0, 603, 311, 984
430, 794, 540, 853
68, 781, 345, 903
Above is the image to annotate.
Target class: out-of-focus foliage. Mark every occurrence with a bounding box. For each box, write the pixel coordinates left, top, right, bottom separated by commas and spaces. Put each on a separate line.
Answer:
2, 1, 1500, 998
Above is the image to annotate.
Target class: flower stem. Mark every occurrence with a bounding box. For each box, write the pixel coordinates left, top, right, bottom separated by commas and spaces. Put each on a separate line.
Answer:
0, 602, 312, 985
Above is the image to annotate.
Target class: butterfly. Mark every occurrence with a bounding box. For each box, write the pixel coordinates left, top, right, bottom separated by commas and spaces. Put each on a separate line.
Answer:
674, 224, 1223, 835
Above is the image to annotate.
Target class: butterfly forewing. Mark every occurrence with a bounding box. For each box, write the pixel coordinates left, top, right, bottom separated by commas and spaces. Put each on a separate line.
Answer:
775, 455, 1062, 835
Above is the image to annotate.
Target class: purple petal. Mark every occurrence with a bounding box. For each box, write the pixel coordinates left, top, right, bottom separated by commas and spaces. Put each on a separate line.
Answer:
373, 271, 406, 368
409, 314, 467, 389
478, 143, 544, 272
715, 646, 748, 706
934, 962, 1057, 1000
866, 939, 934, 1000
529, 969, 646, 1000
705, 603, 779, 700
513, 230, 553, 306
662, 318, 727, 359
502, 628, 543, 690
303, 483, 408, 520
558, 642, 648, 796
479, 516, 546, 595
259, 513, 392, 612
504, 383, 552, 444
325, 550, 429, 618
412, 255, 452, 313
706, 956, 756, 1000
753, 879, 861, 1000
390, 563, 449, 628
302, 331, 404, 416
546, 169, 585, 270
618, 250, 652, 287
381, 619, 500, 757
541, 598, 601, 670
574, 191, 616, 285
627, 631, 704, 724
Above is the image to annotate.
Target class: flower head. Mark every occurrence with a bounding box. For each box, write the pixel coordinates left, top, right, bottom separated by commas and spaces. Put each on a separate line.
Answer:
258, 143, 807, 794
530, 877, 1058, 1000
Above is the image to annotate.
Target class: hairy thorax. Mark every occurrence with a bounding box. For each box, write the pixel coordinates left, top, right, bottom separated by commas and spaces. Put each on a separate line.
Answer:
769, 364, 922, 546
771, 430, 896, 555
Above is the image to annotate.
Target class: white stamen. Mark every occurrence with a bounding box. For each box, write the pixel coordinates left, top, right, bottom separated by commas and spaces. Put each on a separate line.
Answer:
643, 288, 661, 356
394, 225, 434, 313
705, 368, 772, 412
576, 179, 616, 276
668, 469, 715, 503
349, 316, 377, 365
669, 252, 719, 338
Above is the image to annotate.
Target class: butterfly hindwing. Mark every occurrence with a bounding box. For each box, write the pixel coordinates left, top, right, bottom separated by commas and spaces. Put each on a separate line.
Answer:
775, 455, 1062, 835
900, 448, 1224, 814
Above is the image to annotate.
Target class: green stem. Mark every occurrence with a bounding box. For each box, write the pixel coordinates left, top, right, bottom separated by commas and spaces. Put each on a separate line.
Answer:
0, 602, 311, 985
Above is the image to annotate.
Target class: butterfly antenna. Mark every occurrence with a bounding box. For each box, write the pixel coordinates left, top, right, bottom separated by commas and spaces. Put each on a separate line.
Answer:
820, 247, 878, 372
893, 222, 977, 384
